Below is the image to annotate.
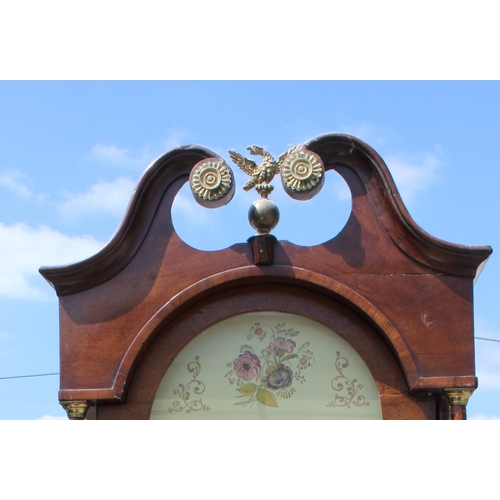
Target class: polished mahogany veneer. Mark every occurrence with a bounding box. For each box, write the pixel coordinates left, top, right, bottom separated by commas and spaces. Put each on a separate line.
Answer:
40, 134, 491, 419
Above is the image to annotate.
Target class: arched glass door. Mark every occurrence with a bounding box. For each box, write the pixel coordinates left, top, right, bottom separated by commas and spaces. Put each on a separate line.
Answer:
151, 312, 382, 419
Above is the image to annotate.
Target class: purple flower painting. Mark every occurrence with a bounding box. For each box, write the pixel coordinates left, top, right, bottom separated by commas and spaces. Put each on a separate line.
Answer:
266, 364, 294, 390
224, 322, 314, 408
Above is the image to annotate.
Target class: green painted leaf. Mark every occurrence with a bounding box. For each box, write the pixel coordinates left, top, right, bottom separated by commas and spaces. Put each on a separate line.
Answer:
237, 383, 257, 396
280, 354, 298, 363
256, 388, 278, 407
265, 366, 276, 375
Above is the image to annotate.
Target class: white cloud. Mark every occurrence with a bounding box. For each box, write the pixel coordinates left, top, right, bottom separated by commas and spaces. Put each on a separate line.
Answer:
38, 415, 67, 420
77, 131, 191, 220
0, 222, 103, 300
475, 368, 500, 391
384, 151, 441, 205
91, 131, 190, 170
172, 189, 209, 227
91, 143, 134, 166
161, 130, 190, 153
91, 144, 154, 170
336, 125, 442, 205
340, 124, 394, 147
58, 177, 136, 219
469, 414, 500, 420
0, 169, 32, 198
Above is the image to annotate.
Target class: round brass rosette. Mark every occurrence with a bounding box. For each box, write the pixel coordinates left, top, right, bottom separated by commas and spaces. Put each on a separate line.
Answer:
189, 158, 235, 208
280, 148, 325, 200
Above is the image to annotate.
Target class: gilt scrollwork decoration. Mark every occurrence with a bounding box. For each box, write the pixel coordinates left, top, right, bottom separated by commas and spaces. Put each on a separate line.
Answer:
167, 356, 211, 413
327, 351, 370, 409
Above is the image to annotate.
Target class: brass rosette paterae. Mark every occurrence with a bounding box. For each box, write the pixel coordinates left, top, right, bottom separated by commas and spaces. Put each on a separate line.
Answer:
189, 158, 235, 208
280, 147, 325, 200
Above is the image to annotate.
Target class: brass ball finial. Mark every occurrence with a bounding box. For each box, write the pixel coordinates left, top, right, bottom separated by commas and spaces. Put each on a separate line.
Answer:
248, 197, 280, 234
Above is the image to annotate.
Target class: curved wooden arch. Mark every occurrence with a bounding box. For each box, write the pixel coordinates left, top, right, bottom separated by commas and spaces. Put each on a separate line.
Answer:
100, 283, 431, 420
40, 134, 491, 296
40, 145, 221, 296
112, 267, 419, 401
305, 133, 491, 276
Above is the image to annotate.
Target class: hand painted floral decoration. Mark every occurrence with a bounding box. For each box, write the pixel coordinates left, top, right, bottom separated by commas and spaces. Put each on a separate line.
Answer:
168, 356, 211, 413
326, 351, 370, 409
225, 322, 314, 408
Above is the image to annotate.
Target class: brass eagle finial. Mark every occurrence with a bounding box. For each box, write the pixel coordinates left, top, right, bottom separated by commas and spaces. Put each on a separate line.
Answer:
189, 142, 325, 236
228, 145, 300, 197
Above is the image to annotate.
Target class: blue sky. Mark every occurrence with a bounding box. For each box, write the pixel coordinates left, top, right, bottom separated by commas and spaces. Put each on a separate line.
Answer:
0, 80, 499, 420
1, 4, 499, 498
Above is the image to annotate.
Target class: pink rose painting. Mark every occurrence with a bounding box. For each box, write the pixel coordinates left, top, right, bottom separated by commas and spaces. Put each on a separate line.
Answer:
233, 351, 261, 381
225, 322, 314, 408
267, 337, 296, 357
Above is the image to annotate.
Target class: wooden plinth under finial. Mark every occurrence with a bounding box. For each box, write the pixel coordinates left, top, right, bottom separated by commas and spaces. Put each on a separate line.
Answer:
248, 234, 277, 266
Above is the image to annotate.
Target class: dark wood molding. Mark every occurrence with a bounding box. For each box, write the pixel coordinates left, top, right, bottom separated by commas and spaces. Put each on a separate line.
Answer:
39, 145, 220, 296
305, 134, 492, 277
40, 135, 492, 298
41, 134, 491, 419
56, 267, 422, 402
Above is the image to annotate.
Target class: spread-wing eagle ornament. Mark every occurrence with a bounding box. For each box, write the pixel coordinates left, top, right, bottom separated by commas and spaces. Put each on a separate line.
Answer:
188, 142, 325, 236
228, 145, 301, 196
